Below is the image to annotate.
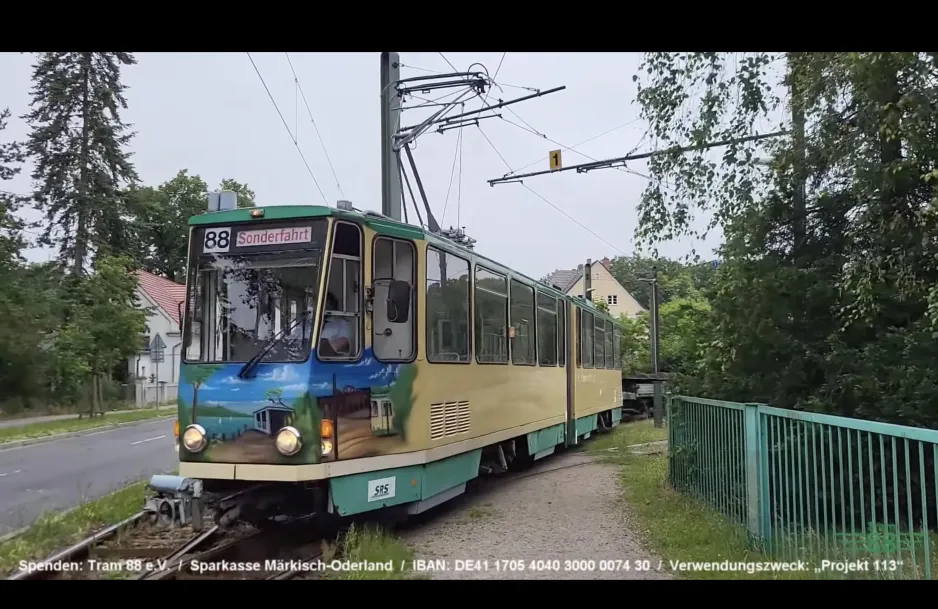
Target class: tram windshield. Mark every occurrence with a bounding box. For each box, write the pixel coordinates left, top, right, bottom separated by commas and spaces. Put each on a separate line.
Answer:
182, 222, 327, 364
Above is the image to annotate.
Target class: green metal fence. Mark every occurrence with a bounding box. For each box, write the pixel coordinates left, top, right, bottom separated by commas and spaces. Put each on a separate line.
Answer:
668, 396, 938, 579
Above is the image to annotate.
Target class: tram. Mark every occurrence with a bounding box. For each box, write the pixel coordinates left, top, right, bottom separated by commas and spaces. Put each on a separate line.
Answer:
168, 202, 624, 528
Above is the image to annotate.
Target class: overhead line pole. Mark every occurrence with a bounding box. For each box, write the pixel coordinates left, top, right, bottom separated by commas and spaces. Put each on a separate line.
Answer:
487, 129, 788, 186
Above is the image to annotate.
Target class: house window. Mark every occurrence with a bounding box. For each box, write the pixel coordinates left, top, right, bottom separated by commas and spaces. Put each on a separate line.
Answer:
607, 294, 618, 305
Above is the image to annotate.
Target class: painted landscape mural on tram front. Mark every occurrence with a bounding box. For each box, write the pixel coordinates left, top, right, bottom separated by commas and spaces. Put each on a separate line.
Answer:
177, 349, 417, 464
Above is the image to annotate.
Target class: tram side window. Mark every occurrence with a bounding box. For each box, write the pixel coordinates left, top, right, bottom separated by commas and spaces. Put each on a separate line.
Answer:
510, 279, 536, 365
558, 301, 566, 367
475, 266, 509, 364
604, 320, 614, 369
372, 237, 416, 362
426, 246, 470, 363
613, 325, 621, 369
581, 309, 594, 368
536, 292, 558, 366
575, 308, 581, 367
319, 222, 362, 360
594, 315, 605, 368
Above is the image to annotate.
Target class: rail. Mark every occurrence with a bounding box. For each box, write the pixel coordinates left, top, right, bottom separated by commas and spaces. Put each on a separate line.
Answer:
7, 513, 220, 580
668, 396, 938, 579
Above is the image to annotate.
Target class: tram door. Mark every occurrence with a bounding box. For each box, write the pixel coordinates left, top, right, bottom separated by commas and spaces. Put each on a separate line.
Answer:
563, 299, 576, 447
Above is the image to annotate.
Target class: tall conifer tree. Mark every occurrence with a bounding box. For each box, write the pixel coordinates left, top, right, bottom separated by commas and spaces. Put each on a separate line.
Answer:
0, 107, 26, 265
24, 52, 139, 275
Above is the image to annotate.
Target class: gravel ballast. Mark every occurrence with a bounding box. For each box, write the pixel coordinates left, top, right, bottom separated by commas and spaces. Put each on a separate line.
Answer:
400, 450, 674, 580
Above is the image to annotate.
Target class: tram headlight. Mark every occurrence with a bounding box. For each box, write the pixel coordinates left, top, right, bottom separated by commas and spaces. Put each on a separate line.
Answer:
275, 426, 302, 456
321, 439, 333, 456
182, 424, 207, 452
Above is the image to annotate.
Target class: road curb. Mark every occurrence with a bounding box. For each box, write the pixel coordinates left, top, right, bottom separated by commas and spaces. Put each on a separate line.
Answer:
0, 415, 176, 451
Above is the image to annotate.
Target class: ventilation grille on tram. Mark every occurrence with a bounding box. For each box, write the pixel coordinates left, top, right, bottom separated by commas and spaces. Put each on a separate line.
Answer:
429, 401, 471, 440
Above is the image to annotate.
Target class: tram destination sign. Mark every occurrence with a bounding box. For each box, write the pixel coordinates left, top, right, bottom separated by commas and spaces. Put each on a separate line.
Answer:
198, 220, 327, 256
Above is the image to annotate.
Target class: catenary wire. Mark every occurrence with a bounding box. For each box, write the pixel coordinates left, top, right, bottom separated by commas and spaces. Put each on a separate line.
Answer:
246, 52, 327, 204
474, 124, 627, 256
284, 53, 346, 200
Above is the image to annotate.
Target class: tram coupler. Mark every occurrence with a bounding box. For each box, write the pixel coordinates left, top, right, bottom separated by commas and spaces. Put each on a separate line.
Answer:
143, 474, 204, 531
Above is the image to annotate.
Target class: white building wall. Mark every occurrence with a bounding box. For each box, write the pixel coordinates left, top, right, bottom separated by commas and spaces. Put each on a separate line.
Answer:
127, 287, 184, 386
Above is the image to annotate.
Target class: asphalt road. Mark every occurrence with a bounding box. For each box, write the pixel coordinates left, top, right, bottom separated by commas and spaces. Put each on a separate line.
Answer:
0, 419, 178, 536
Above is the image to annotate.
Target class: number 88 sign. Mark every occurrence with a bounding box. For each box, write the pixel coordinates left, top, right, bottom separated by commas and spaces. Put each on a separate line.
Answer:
202, 227, 232, 253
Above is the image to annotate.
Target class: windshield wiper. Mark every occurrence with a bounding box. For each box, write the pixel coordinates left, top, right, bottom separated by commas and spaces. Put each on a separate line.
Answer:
238, 309, 313, 379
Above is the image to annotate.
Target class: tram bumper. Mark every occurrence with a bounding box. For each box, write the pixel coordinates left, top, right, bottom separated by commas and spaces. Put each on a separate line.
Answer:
143, 474, 205, 531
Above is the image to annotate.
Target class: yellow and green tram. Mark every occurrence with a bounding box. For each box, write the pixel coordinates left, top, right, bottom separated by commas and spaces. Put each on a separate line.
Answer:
171, 204, 623, 527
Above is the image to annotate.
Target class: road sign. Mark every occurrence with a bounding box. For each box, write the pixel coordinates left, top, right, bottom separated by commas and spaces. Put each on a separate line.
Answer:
549, 149, 562, 171
150, 334, 166, 363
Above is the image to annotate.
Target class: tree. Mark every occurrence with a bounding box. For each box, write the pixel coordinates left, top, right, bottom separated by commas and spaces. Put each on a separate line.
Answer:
607, 254, 713, 308
0, 107, 26, 265
184, 364, 221, 424
618, 313, 649, 374
130, 171, 256, 281
634, 52, 938, 427
23, 52, 139, 276
218, 178, 257, 208
265, 387, 286, 407
53, 254, 148, 415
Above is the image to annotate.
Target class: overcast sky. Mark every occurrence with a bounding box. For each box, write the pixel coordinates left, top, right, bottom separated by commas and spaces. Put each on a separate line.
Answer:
0, 52, 728, 279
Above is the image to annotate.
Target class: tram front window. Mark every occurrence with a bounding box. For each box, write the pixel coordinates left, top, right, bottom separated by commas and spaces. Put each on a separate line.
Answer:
183, 252, 323, 364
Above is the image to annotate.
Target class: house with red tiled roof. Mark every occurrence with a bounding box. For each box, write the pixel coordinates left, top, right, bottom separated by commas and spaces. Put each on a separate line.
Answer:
544, 257, 645, 319
129, 270, 187, 386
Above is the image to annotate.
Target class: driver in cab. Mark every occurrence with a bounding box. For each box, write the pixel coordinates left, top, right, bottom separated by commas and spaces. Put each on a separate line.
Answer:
319, 292, 352, 356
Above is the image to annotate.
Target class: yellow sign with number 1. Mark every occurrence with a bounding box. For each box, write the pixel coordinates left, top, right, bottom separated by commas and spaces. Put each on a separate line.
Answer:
549, 149, 562, 171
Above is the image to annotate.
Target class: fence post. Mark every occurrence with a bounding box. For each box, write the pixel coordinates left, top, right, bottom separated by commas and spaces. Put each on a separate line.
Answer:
743, 403, 764, 546
667, 396, 675, 486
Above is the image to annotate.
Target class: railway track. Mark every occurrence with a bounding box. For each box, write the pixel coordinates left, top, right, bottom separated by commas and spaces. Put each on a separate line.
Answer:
7, 508, 338, 581
6, 511, 258, 580
146, 516, 334, 580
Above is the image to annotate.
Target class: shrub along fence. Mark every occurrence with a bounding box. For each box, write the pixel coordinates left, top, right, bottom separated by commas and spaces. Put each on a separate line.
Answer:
668, 396, 938, 579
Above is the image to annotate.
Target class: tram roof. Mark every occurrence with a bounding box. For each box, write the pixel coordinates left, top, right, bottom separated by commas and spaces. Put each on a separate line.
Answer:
188, 205, 616, 320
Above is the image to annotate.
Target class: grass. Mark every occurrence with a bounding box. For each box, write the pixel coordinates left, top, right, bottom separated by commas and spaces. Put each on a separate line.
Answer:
588, 417, 669, 453
327, 522, 417, 580
0, 481, 148, 577
0, 408, 172, 444
588, 420, 938, 580
466, 502, 496, 522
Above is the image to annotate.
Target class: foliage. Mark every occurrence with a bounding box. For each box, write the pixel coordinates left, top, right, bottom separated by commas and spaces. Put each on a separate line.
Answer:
618, 313, 649, 374
608, 254, 716, 308
610, 254, 713, 387
633, 52, 938, 428
0, 54, 263, 414
0, 107, 26, 266
52, 254, 148, 409
23, 52, 139, 276
184, 364, 222, 423
129, 170, 255, 282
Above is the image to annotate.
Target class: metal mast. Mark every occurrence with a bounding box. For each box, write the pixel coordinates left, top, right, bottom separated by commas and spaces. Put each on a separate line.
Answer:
380, 52, 403, 221
378, 52, 566, 247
